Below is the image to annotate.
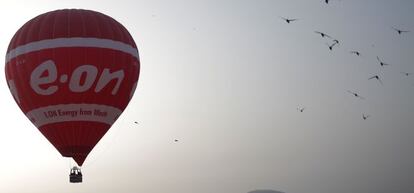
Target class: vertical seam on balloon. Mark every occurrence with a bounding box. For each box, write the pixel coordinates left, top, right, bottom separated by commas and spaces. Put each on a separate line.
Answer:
67, 9, 77, 158
81, 12, 98, 160
24, 11, 54, 149
119, 20, 137, 108
61, 9, 74, 155
69, 10, 79, 156
50, 11, 68, 151
92, 12, 114, 152
19, 15, 40, 110
87, 13, 118, 162
88, 10, 104, 156
105, 17, 126, 168
7, 17, 31, 119
11, 16, 32, 113
36, 12, 61, 147
51, 9, 62, 151
61, 10, 73, 152
79, 10, 88, 154
96, 14, 116, 152
110, 14, 127, 127
97, 12, 113, 148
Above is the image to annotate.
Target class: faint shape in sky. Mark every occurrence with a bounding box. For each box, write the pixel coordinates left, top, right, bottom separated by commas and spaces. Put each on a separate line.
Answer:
326, 42, 338, 51
324, 0, 341, 4
347, 90, 365, 99
377, 56, 391, 67
315, 31, 332, 38
280, 16, 298, 24
368, 75, 383, 85
350, 51, 361, 56
248, 190, 284, 193
401, 72, 412, 76
392, 27, 410, 34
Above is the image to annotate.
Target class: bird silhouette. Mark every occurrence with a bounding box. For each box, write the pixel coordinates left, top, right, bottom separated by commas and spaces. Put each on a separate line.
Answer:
377, 56, 390, 67
174, 139, 179, 142
315, 31, 332, 38
333, 39, 340, 44
297, 107, 305, 112
350, 51, 361, 56
324, 0, 340, 4
401, 72, 412, 76
362, 114, 370, 120
280, 17, 298, 24
326, 42, 338, 50
347, 90, 365, 99
392, 27, 410, 34
368, 75, 383, 85
134, 121, 139, 124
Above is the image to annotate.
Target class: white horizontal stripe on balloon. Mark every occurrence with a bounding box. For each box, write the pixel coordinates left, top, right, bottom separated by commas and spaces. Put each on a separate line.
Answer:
26, 104, 122, 128
6, 37, 139, 64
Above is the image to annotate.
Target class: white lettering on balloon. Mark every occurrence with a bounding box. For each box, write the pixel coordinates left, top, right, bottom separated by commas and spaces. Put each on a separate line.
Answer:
30, 60, 125, 96
94, 68, 125, 95
69, 65, 98, 92
30, 60, 59, 95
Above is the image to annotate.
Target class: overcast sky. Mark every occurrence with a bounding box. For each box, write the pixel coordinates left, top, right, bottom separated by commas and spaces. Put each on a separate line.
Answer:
1, 1, 414, 193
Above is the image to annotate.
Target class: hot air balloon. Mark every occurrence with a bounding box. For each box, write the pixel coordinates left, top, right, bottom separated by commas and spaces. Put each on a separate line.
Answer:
5, 9, 140, 183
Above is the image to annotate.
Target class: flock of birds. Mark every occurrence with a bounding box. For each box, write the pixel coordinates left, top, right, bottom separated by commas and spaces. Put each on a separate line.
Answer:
282, 1, 412, 120
130, 1, 412, 145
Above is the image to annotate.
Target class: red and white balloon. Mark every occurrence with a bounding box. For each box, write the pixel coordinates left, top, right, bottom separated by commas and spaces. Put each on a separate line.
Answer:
5, 9, 140, 166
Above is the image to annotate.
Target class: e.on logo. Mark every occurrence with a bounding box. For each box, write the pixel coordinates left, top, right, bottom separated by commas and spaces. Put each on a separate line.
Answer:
30, 60, 125, 96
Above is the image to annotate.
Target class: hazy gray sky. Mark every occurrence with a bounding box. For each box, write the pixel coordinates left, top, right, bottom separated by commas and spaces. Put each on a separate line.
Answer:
1, 1, 414, 193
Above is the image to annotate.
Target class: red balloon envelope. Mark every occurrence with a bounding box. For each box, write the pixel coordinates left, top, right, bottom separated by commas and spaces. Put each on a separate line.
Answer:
5, 9, 140, 166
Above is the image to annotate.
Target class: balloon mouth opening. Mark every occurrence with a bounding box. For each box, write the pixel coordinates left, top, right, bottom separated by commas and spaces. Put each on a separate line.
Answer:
64, 155, 87, 167
60, 146, 93, 166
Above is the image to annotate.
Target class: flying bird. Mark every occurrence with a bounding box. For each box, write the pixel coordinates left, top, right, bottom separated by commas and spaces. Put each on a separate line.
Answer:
350, 51, 361, 56
368, 75, 383, 85
401, 72, 412, 76
377, 56, 391, 67
297, 107, 305, 112
392, 27, 410, 34
280, 17, 298, 24
134, 121, 139, 124
362, 114, 370, 120
324, 0, 339, 4
315, 31, 332, 38
333, 39, 340, 44
326, 42, 338, 50
347, 90, 365, 99
174, 139, 179, 142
